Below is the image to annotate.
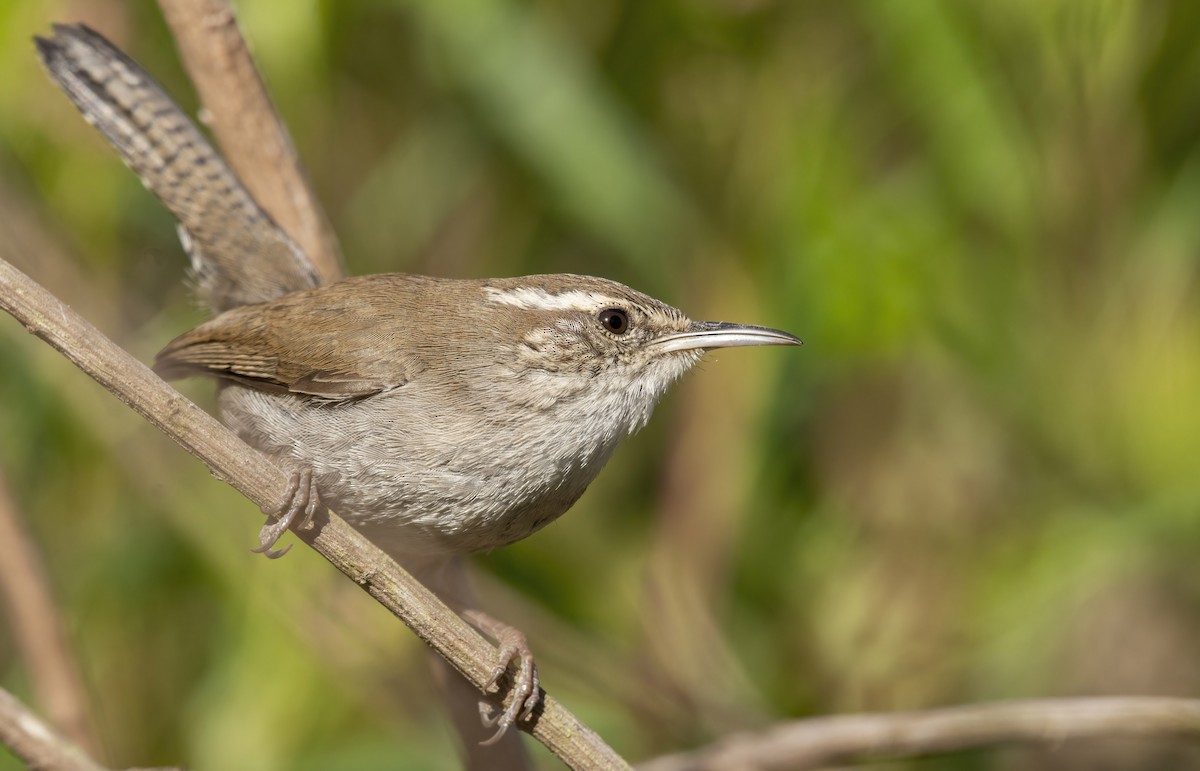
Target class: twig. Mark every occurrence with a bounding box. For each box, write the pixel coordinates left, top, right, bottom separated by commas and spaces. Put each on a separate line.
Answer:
155, 0, 344, 285
0, 255, 629, 771
0, 685, 106, 771
636, 697, 1200, 771
0, 470, 101, 758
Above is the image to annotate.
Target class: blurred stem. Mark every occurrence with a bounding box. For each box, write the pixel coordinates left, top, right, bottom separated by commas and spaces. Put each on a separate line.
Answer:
643, 263, 772, 728
0, 686, 107, 771
638, 697, 1200, 771
0, 470, 102, 759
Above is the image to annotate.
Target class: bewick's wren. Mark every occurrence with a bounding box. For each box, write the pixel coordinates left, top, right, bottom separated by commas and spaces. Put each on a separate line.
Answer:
37, 24, 800, 742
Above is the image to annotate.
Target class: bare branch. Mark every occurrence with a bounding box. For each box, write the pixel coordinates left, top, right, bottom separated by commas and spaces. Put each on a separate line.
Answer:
155, 0, 344, 285
0, 255, 629, 770
0, 686, 106, 771
637, 697, 1200, 771
0, 471, 101, 758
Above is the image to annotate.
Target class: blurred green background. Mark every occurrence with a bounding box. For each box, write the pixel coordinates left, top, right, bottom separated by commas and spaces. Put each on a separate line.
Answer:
3, 1, 1200, 769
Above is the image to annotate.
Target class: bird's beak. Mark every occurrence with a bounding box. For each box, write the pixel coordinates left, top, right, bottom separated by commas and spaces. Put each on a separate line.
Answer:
651, 321, 803, 353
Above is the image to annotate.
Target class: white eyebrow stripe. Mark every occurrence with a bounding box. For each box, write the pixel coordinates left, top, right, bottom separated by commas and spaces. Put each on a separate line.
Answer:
485, 287, 616, 312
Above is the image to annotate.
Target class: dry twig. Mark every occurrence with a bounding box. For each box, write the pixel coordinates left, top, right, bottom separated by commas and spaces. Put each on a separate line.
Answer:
637, 697, 1200, 771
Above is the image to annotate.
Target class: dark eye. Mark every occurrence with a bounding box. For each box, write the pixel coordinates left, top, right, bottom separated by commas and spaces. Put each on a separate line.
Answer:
598, 308, 630, 335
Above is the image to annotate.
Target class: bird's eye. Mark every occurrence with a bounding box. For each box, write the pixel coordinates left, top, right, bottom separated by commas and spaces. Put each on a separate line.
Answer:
598, 308, 630, 335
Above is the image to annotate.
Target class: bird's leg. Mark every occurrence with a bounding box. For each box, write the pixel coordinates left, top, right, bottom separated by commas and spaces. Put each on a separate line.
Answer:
461, 608, 541, 744
409, 556, 540, 749
252, 466, 320, 559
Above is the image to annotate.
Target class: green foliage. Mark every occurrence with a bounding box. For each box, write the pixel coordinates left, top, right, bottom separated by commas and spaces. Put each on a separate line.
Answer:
3, 1, 1200, 768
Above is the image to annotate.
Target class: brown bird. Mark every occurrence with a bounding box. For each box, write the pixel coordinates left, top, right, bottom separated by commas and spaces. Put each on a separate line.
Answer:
37, 23, 801, 744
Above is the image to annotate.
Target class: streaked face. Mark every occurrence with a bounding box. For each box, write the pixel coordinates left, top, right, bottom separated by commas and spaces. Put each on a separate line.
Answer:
476, 274, 800, 428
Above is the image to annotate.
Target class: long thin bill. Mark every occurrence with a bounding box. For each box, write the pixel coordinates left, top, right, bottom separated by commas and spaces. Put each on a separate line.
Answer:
652, 321, 802, 353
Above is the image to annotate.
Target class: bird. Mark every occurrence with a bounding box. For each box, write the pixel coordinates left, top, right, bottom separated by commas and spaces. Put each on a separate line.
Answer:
35, 22, 801, 745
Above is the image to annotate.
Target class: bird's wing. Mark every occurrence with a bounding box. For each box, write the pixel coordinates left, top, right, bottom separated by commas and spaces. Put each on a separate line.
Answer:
154, 276, 424, 400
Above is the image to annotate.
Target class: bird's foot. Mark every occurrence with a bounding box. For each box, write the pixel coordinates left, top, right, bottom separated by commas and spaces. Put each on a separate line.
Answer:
252, 466, 320, 559
462, 610, 540, 744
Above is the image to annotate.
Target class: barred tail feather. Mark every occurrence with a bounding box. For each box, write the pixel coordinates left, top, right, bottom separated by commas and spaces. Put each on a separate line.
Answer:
35, 23, 321, 312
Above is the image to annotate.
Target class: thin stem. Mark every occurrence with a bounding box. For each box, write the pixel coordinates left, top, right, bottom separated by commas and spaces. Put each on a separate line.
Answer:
0, 686, 107, 771
637, 697, 1200, 771
0, 471, 102, 758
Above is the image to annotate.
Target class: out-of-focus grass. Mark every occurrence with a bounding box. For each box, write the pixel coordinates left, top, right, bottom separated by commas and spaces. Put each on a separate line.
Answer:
2, 1, 1200, 769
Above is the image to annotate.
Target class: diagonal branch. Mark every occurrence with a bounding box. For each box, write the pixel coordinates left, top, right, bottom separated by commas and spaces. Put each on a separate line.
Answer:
637, 697, 1200, 771
0, 254, 629, 771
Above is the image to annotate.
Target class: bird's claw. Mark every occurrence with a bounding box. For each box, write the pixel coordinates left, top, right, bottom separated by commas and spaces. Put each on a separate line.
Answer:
476, 623, 540, 745
251, 467, 320, 559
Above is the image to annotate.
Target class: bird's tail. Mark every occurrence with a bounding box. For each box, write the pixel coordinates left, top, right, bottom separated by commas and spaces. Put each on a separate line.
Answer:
35, 23, 321, 313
